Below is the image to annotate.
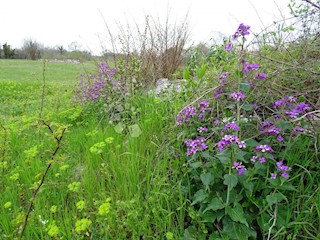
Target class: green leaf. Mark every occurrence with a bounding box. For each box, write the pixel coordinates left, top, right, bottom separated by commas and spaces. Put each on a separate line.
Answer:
223, 216, 256, 239
240, 82, 250, 93
226, 203, 249, 227
204, 197, 225, 213
223, 174, 238, 190
128, 124, 142, 138
266, 193, 286, 207
114, 122, 124, 134
235, 151, 247, 161
241, 104, 253, 111
245, 139, 258, 147
191, 189, 208, 205
200, 172, 213, 189
183, 68, 190, 79
197, 64, 207, 78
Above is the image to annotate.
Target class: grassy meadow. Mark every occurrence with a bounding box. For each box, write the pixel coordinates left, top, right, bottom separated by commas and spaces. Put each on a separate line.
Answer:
0, 59, 188, 239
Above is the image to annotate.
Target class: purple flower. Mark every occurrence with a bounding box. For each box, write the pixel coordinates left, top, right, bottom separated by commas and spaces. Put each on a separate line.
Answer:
222, 122, 239, 132
273, 98, 287, 109
255, 72, 267, 80
213, 120, 220, 125
230, 91, 245, 101
224, 42, 233, 50
198, 127, 208, 133
271, 173, 277, 179
277, 135, 284, 142
216, 135, 246, 151
252, 103, 258, 110
213, 89, 226, 99
218, 72, 229, 79
233, 161, 246, 175
259, 156, 266, 163
243, 62, 259, 75
255, 145, 274, 153
294, 127, 305, 133
251, 156, 258, 162
281, 172, 290, 179
232, 23, 251, 39
185, 137, 208, 156
198, 101, 209, 108
276, 161, 291, 171
176, 105, 197, 125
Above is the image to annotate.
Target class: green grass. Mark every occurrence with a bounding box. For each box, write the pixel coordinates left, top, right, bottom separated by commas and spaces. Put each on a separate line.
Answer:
0, 59, 187, 239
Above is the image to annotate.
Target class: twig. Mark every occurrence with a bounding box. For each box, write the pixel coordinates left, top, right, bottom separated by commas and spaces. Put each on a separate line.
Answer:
302, 0, 320, 10
267, 205, 277, 240
19, 122, 66, 239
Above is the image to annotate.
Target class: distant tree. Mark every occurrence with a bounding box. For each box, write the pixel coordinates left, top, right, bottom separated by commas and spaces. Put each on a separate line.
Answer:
22, 39, 42, 60
57, 45, 66, 54
68, 41, 82, 52
2, 43, 15, 58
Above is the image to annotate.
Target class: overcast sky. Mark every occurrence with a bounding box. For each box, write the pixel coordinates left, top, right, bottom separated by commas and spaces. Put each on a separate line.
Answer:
1, 0, 292, 55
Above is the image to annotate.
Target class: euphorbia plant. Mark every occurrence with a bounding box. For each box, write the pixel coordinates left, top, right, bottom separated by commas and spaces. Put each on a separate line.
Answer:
175, 23, 315, 239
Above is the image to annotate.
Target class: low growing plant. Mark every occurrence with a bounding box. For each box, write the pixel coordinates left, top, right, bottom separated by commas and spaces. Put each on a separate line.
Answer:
175, 23, 318, 239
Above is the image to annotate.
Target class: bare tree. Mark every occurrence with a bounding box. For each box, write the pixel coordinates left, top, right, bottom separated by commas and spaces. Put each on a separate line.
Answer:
22, 39, 42, 60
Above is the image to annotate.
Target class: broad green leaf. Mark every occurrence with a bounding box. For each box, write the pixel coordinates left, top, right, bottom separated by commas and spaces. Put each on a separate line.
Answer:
240, 82, 250, 93
223, 174, 238, 190
226, 203, 248, 227
203, 197, 225, 213
191, 189, 208, 205
197, 64, 207, 78
245, 139, 258, 147
114, 122, 124, 134
200, 172, 213, 188
235, 151, 247, 161
223, 217, 257, 240
241, 104, 253, 111
128, 124, 142, 138
266, 193, 286, 207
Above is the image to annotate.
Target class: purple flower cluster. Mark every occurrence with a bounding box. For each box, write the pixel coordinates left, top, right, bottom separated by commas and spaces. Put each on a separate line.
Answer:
243, 62, 259, 75
292, 126, 305, 137
175, 105, 197, 126
214, 89, 226, 99
230, 91, 245, 101
74, 62, 120, 105
251, 155, 266, 163
222, 122, 239, 132
255, 72, 267, 80
232, 23, 251, 39
273, 96, 296, 109
198, 126, 208, 133
285, 102, 311, 118
233, 161, 246, 175
255, 145, 274, 153
216, 135, 246, 151
260, 121, 283, 142
224, 23, 250, 50
271, 161, 291, 179
185, 137, 208, 156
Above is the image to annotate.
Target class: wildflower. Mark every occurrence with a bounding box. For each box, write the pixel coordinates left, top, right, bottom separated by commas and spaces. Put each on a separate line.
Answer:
232, 23, 251, 39
197, 127, 208, 133
224, 42, 233, 50
4, 201, 12, 209
218, 72, 229, 79
213, 120, 220, 125
259, 156, 266, 163
213, 88, 226, 99
175, 105, 197, 126
270, 173, 277, 179
50, 205, 57, 213
76, 200, 86, 211
98, 198, 111, 216
222, 122, 239, 132
233, 161, 246, 175
252, 103, 258, 110
255, 72, 267, 80
230, 91, 245, 101
185, 137, 208, 156
216, 135, 246, 151
255, 145, 274, 153
277, 135, 284, 142
75, 218, 92, 234
46, 221, 59, 237
276, 161, 291, 179
251, 156, 258, 162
